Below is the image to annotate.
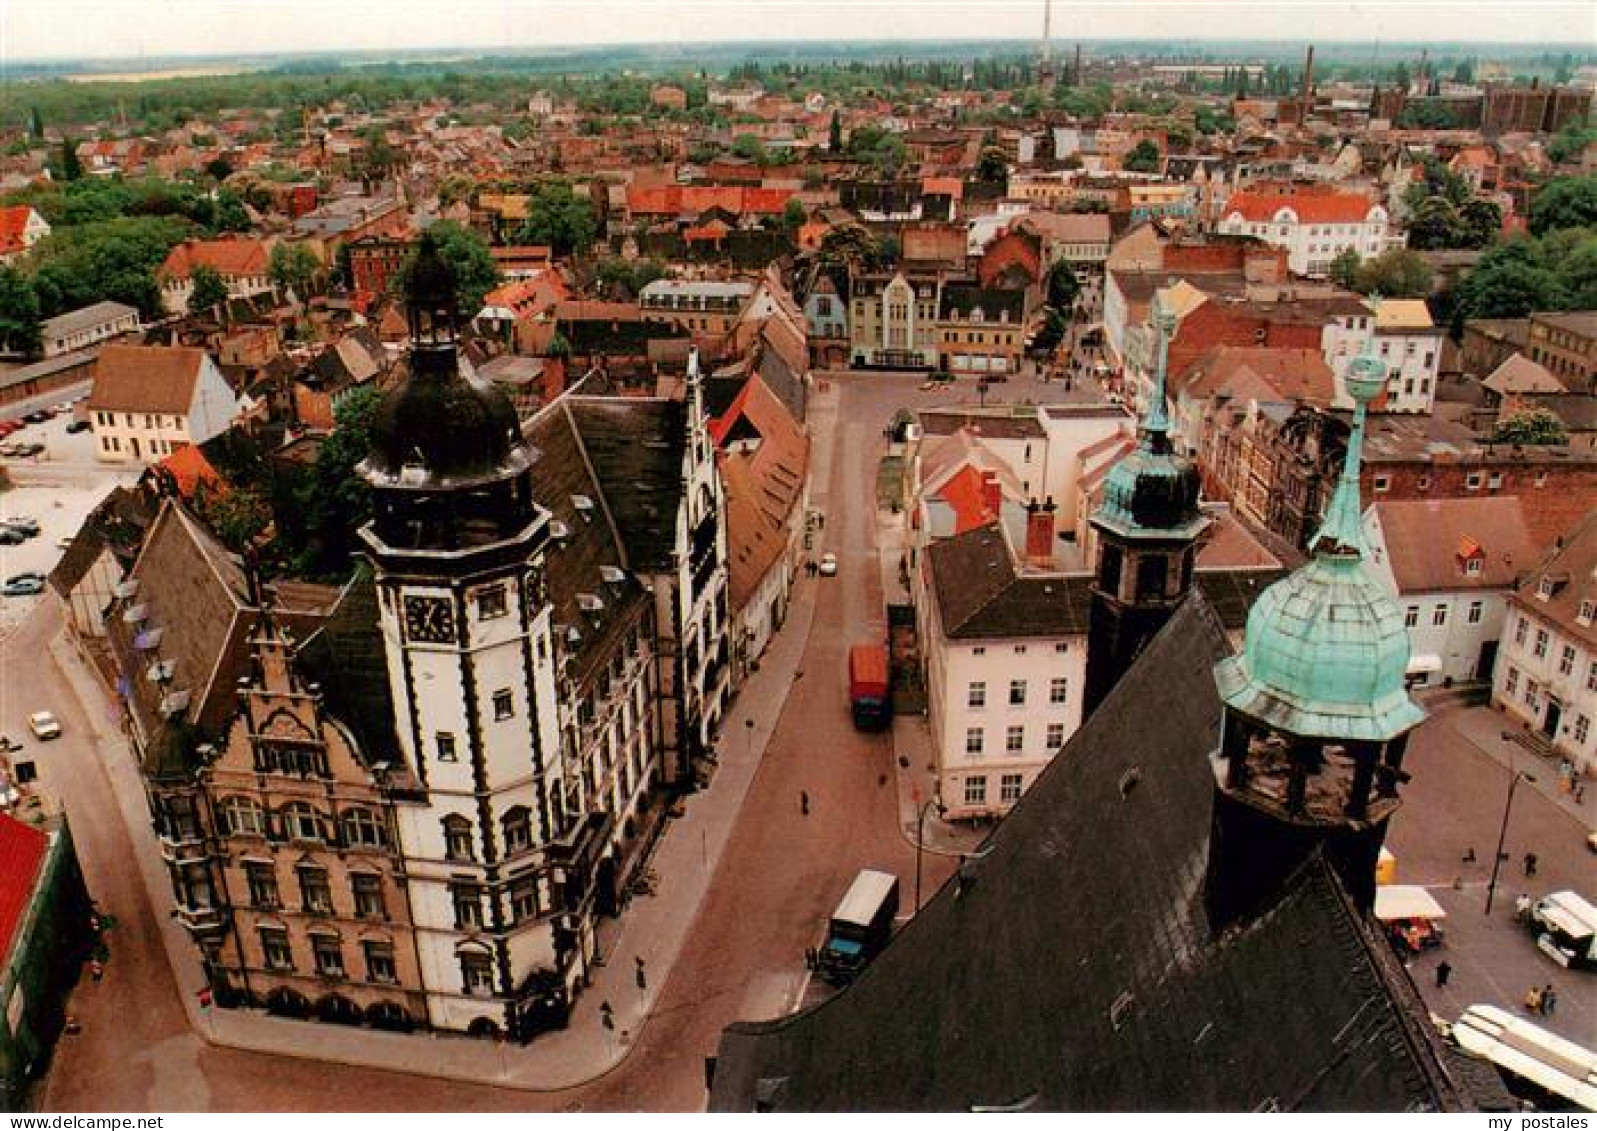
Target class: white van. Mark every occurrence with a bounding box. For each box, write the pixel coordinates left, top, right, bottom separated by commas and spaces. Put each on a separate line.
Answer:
1449, 1003, 1597, 1111
1529, 891, 1597, 969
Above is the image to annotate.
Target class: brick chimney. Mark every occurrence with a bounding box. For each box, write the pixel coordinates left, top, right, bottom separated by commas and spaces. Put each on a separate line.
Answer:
981, 470, 1002, 520
1025, 498, 1056, 567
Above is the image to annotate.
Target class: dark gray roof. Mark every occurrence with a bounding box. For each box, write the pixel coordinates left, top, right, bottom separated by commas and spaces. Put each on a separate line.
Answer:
524, 400, 653, 688
926, 524, 1093, 638
938, 282, 1026, 323
295, 565, 404, 771
710, 596, 1487, 1113
562, 396, 687, 574
49, 485, 156, 599
1196, 567, 1286, 629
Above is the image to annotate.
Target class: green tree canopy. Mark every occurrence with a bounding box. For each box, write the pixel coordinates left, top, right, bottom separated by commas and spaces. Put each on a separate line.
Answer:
828, 110, 842, 153
514, 180, 598, 259
1529, 174, 1597, 237
1329, 248, 1362, 291
419, 219, 501, 313
1455, 239, 1568, 321
816, 220, 880, 274
296, 383, 381, 580
1123, 139, 1162, 173
976, 146, 1010, 184
188, 263, 229, 315
1046, 259, 1080, 310
268, 241, 321, 300
0, 267, 42, 356
1491, 408, 1568, 446
29, 214, 188, 319
1353, 249, 1434, 298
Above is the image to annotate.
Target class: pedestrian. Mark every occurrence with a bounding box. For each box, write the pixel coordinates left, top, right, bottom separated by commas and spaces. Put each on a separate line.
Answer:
1434, 961, 1451, 988
1524, 852, 1538, 877
1461, 846, 1476, 864
1515, 893, 1532, 922
1541, 985, 1555, 1016
1577, 785, 1586, 805
1524, 985, 1542, 1014
600, 1000, 615, 1031
800, 790, 811, 816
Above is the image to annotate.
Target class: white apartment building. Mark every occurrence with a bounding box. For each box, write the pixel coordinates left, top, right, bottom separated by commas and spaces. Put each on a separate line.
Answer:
87, 345, 242, 463
1490, 512, 1597, 773
1363, 496, 1540, 687
1217, 188, 1395, 278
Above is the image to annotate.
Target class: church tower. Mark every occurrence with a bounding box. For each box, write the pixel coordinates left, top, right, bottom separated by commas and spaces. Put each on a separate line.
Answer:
1205, 350, 1425, 928
1082, 301, 1210, 717
359, 233, 573, 1039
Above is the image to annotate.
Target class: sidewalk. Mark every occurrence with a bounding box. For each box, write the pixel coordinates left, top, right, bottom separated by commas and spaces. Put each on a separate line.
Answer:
1443, 702, 1594, 833
874, 497, 981, 860
42, 388, 843, 1092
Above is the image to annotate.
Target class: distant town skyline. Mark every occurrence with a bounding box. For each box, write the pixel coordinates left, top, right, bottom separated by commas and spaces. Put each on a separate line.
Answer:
1, 0, 1592, 65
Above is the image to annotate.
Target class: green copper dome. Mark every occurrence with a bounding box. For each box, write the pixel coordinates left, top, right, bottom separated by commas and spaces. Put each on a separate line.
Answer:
1213, 352, 1424, 743
1093, 302, 1208, 541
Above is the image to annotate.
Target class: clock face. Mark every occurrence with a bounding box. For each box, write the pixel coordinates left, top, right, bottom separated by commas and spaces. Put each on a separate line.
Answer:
403, 596, 455, 644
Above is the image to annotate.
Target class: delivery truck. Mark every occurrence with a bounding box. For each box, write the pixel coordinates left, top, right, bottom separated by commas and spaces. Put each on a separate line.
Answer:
815, 869, 900, 985
848, 643, 891, 731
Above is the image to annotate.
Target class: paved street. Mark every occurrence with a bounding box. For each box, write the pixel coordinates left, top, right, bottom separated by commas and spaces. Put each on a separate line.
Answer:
1385, 701, 1595, 1049
29, 371, 958, 1111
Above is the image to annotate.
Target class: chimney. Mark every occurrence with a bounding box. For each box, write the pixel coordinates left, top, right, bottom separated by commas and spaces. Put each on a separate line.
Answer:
981, 470, 1002, 519
1026, 498, 1056, 567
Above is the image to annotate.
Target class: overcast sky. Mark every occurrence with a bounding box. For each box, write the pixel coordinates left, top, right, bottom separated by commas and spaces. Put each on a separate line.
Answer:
2, 0, 1592, 63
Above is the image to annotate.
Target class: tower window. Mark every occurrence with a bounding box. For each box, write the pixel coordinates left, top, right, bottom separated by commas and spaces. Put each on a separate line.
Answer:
477, 585, 508, 619
443, 815, 475, 861
1135, 555, 1168, 600
493, 689, 515, 720
436, 732, 458, 762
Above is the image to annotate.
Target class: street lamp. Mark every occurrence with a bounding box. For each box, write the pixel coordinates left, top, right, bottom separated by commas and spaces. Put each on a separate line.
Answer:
915, 798, 945, 913
1484, 770, 1536, 916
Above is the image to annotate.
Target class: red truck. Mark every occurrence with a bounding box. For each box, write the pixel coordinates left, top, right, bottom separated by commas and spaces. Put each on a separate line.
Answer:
848, 644, 891, 731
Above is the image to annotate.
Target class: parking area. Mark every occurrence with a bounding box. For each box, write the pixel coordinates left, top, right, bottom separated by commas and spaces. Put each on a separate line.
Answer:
1, 402, 141, 639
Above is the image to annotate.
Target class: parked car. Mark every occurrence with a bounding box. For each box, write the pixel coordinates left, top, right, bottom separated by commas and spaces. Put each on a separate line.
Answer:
0, 528, 26, 546
2, 577, 45, 597
28, 711, 61, 740
21, 409, 52, 423
65, 419, 91, 434
0, 443, 44, 458
4, 517, 40, 536
0, 421, 21, 439
819, 552, 839, 577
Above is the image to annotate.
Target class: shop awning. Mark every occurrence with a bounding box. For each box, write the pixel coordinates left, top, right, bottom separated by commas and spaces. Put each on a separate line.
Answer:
1374, 885, 1448, 922
1406, 654, 1442, 675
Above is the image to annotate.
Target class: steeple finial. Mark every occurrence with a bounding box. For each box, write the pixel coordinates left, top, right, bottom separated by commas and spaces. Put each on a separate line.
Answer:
1143, 299, 1176, 450
1312, 352, 1385, 557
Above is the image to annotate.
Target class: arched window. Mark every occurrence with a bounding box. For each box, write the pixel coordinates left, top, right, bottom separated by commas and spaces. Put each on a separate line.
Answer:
442, 814, 474, 861
341, 806, 388, 849
282, 801, 325, 843
219, 796, 265, 838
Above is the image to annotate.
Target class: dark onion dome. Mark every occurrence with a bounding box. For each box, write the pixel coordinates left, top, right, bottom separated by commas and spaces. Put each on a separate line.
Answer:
360, 230, 531, 490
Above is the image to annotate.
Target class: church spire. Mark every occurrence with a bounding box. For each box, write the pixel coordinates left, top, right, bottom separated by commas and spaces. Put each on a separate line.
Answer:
1311, 352, 1383, 558
1142, 301, 1176, 446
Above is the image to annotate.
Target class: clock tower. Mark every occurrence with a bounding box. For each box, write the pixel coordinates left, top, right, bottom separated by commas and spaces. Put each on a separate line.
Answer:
359, 232, 570, 1039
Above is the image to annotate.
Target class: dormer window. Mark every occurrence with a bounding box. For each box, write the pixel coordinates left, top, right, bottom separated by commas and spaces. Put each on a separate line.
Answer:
1464, 557, 1483, 577
549, 519, 571, 540
572, 494, 595, 521
1537, 577, 1556, 601
1578, 599, 1595, 626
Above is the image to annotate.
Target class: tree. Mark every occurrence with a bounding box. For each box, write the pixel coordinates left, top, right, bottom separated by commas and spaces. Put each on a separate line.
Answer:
783, 198, 807, 237
1453, 58, 1475, 84
1406, 196, 1465, 250
422, 219, 501, 313
1329, 248, 1362, 290
1353, 249, 1433, 298
0, 267, 42, 356
1491, 408, 1568, 446
362, 125, 396, 179
195, 485, 272, 554
297, 384, 380, 580
828, 110, 842, 153
1033, 307, 1068, 353
514, 180, 597, 259
1528, 174, 1597, 237
976, 146, 1009, 185
1123, 139, 1162, 173
593, 256, 664, 300
29, 106, 44, 142
1548, 118, 1596, 166
732, 134, 768, 165
209, 188, 251, 234
29, 214, 187, 319
1456, 254, 1566, 321
1458, 199, 1503, 249
269, 241, 321, 300
187, 263, 229, 316
1046, 259, 1080, 311
204, 156, 235, 183
59, 137, 82, 181
816, 221, 880, 274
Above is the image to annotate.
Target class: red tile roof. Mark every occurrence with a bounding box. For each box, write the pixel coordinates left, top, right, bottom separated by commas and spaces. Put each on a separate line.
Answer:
158, 237, 271, 282
934, 465, 998, 534
0, 813, 48, 965
160, 443, 224, 499
1224, 190, 1378, 224
626, 185, 794, 217
0, 205, 40, 250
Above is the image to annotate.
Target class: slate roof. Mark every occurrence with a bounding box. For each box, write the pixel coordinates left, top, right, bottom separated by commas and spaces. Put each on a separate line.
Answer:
294, 565, 405, 771
710, 596, 1486, 1113
522, 401, 653, 688
926, 524, 1094, 639
48, 485, 156, 599
938, 283, 1026, 324
561, 396, 687, 575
